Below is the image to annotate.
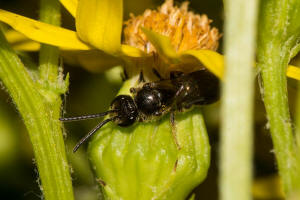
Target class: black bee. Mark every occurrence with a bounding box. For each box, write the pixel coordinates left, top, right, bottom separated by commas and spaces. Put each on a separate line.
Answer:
60, 68, 219, 152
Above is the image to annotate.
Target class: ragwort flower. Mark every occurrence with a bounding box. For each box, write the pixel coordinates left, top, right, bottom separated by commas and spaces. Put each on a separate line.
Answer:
1, 0, 299, 79
1, 0, 300, 199
0, 0, 225, 79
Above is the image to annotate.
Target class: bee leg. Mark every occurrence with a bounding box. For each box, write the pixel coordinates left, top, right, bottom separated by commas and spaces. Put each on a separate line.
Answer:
130, 87, 137, 94
170, 71, 184, 79
121, 69, 128, 81
138, 70, 145, 83
60, 92, 67, 117
170, 112, 181, 150
152, 68, 163, 80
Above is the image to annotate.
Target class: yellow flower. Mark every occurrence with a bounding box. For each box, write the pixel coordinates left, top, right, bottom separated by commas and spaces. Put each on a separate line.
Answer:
2, 1, 300, 199
1, 0, 299, 80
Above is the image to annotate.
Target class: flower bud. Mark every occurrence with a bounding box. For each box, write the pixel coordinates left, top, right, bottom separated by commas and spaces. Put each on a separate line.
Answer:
88, 80, 210, 200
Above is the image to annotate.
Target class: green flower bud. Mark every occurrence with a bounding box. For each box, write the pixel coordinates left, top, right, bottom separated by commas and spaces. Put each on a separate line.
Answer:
88, 79, 210, 200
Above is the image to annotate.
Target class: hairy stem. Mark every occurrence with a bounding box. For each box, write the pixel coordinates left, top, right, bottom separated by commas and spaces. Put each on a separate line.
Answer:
296, 82, 300, 151
220, 0, 258, 199
0, 1, 73, 199
259, 45, 300, 197
257, 0, 300, 197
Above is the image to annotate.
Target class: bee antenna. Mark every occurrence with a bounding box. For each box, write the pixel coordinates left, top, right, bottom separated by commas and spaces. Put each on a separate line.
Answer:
73, 116, 118, 153
59, 110, 117, 122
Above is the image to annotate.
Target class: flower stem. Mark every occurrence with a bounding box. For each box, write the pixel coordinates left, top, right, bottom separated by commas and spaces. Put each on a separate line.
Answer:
39, 0, 61, 84
296, 82, 300, 151
220, 0, 258, 199
257, 0, 300, 197
0, 1, 74, 199
258, 46, 300, 197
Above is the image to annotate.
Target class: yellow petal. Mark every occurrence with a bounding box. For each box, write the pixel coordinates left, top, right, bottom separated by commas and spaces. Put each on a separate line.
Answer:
141, 27, 179, 62
120, 45, 147, 58
60, 0, 77, 18
5, 27, 147, 57
5, 29, 29, 43
141, 28, 223, 78
5, 29, 40, 51
252, 175, 284, 199
76, 0, 122, 53
181, 50, 224, 80
0, 9, 91, 50
4, 27, 122, 71
12, 41, 40, 51
181, 50, 300, 81
139, 29, 300, 81
287, 65, 300, 81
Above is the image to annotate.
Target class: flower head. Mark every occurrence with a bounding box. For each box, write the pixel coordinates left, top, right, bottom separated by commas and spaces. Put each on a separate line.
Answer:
124, 0, 220, 53
1, 0, 299, 80
0, 0, 225, 79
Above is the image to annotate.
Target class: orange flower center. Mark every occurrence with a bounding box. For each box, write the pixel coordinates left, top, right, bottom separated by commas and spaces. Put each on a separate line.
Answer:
123, 0, 221, 54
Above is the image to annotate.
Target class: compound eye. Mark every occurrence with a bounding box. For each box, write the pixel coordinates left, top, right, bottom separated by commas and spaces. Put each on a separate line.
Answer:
135, 88, 162, 115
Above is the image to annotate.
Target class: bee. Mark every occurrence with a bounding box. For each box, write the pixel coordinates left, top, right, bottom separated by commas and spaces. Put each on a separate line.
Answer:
60, 68, 220, 152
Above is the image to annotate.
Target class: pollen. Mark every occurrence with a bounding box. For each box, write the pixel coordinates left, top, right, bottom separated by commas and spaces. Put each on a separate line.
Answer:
123, 0, 221, 54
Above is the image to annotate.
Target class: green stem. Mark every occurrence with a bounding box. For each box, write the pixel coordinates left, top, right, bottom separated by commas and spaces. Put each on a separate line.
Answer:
220, 0, 258, 199
257, 0, 300, 197
39, 0, 60, 84
259, 45, 300, 197
0, 1, 73, 199
296, 82, 300, 151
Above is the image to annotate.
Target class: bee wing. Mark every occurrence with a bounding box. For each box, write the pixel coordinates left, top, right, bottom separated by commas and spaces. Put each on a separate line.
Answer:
147, 79, 177, 92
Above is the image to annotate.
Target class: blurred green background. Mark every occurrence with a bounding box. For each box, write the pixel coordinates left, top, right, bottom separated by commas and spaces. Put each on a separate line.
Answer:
0, 0, 292, 199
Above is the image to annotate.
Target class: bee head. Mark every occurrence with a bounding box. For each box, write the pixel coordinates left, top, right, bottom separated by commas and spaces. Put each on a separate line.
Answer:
110, 95, 138, 126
